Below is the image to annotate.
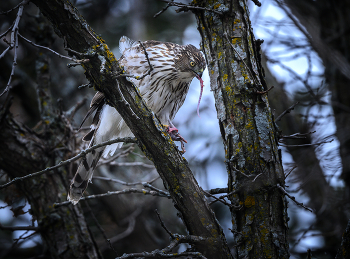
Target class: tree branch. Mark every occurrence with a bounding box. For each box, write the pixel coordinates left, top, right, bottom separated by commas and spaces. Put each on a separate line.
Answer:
0, 137, 136, 190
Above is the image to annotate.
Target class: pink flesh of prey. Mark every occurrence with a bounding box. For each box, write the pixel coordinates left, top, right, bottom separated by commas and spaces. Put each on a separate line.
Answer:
196, 75, 204, 117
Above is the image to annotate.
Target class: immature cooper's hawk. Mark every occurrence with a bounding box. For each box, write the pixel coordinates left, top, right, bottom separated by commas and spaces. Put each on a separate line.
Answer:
68, 36, 206, 204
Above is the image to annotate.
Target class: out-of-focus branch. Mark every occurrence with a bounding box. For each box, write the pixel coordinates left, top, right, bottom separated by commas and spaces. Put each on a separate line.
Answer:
0, 1, 27, 98
0, 137, 136, 190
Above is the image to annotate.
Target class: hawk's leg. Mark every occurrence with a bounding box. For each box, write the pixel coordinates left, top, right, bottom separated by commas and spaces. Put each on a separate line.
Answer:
165, 120, 187, 153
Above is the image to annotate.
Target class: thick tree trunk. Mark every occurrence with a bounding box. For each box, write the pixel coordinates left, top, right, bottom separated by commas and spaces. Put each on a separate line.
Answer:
195, 0, 289, 258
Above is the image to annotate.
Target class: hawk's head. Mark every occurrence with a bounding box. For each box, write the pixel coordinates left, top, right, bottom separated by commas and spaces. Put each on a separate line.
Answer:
174, 44, 206, 117
175, 44, 206, 81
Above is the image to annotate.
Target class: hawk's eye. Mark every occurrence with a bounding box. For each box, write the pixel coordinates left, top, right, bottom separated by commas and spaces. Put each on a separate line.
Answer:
190, 61, 196, 67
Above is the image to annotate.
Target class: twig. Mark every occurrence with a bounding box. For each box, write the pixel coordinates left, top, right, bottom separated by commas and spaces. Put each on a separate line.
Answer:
203, 189, 240, 209
0, 137, 136, 190
252, 173, 263, 182
78, 83, 92, 89
224, 32, 261, 87
117, 250, 207, 258
0, 22, 14, 39
275, 102, 299, 122
84, 200, 118, 254
92, 175, 160, 186
256, 85, 274, 95
143, 183, 169, 197
65, 97, 87, 121
116, 234, 208, 258
230, 164, 253, 178
18, 33, 89, 63
0, 223, 40, 231
108, 161, 155, 168
0, 46, 11, 59
67, 62, 89, 68
154, 0, 173, 17
54, 188, 170, 208
138, 40, 154, 78
251, 0, 262, 7
217, 190, 237, 200
277, 184, 313, 212
155, 0, 222, 16
207, 187, 228, 195
280, 131, 316, 139
0, 3, 24, 98
155, 209, 174, 238
0, 0, 29, 15
115, 81, 139, 119
285, 165, 297, 179
280, 139, 333, 147
268, 57, 320, 100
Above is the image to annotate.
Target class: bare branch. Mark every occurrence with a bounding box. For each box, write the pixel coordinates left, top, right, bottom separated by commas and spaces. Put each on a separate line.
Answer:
155, 0, 222, 17
0, 223, 40, 231
116, 233, 209, 258
275, 102, 299, 122
0, 0, 29, 15
256, 85, 274, 95
277, 184, 313, 212
280, 139, 334, 147
54, 188, 170, 208
0, 3, 24, 98
280, 131, 316, 139
84, 201, 118, 254
154, 0, 173, 18
18, 33, 89, 63
0, 22, 14, 39
92, 175, 160, 186
203, 189, 241, 209
0, 137, 136, 190
108, 161, 155, 168
155, 209, 174, 238
285, 165, 297, 179
207, 187, 229, 195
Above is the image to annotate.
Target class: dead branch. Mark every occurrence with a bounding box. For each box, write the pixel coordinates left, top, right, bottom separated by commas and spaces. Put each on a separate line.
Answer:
277, 183, 313, 212
0, 137, 136, 190
54, 188, 170, 207
275, 102, 299, 122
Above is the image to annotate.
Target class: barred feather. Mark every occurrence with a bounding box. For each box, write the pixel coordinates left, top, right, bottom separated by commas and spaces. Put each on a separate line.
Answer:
68, 36, 206, 204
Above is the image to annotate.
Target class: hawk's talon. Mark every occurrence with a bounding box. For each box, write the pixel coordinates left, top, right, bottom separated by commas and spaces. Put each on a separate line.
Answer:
166, 126, 179, 134
164, 124, 187, 153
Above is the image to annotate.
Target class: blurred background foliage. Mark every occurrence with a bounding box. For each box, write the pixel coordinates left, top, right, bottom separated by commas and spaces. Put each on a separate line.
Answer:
1, 0, 350, 258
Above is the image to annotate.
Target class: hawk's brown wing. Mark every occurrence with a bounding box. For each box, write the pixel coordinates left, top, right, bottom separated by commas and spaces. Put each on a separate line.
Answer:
80, 91, 105, 141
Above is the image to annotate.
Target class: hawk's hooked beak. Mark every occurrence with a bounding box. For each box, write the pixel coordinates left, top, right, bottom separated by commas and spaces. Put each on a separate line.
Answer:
195, 68, 204, 78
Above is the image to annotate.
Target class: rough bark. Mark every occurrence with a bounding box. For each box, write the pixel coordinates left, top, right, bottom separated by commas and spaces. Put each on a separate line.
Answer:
195, 0, 289, 258
29, 0, 232, 258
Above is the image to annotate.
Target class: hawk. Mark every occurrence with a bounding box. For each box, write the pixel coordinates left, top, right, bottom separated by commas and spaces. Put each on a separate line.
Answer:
68, 36, 206, 204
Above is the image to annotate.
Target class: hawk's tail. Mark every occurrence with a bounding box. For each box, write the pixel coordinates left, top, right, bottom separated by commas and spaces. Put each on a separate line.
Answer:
68, 148, 103, 205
